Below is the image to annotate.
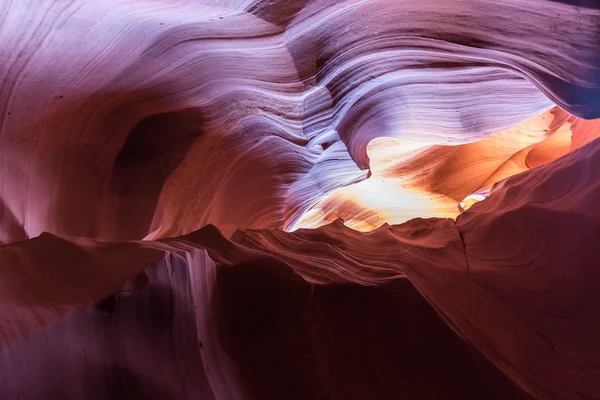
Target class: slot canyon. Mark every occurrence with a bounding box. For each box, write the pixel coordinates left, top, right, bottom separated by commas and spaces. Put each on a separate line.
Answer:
1, 0, 600, 399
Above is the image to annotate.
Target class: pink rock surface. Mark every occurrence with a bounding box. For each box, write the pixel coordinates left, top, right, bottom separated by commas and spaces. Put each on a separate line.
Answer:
1, 138, 600, 399
1, 0, 599, 242
1, 0, 600, 399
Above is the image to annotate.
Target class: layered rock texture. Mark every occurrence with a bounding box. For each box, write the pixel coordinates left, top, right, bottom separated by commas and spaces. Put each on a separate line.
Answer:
1, 0, 600, 399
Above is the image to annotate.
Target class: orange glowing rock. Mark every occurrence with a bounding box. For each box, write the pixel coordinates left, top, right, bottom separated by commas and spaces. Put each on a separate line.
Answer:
293, 108, 600, 230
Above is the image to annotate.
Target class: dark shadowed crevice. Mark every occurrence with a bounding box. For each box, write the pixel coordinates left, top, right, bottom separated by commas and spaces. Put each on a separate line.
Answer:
105, 108, 206, 239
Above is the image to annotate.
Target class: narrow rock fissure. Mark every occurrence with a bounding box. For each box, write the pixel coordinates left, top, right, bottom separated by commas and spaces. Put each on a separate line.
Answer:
453, 220, 473, 318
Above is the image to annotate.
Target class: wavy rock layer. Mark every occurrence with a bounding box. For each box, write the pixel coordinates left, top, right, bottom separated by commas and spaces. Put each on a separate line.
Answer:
293, 107, 600, 230
1, 0, 600, 399
1, 0, 599, 242
2, 138, 600, 399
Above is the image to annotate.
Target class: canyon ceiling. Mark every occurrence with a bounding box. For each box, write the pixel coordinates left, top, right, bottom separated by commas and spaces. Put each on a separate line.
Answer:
1, 0, 600, 399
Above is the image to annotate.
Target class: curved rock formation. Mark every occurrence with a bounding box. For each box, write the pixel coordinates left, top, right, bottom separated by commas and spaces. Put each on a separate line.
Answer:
2, 137, 600, 399
2, 0, 600, 241
293, 107, 600, 230
1, 0, 600, 399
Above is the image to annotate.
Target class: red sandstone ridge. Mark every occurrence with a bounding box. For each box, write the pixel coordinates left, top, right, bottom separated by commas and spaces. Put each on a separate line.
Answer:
1, 138, 600, 399
1, 0, 600, 399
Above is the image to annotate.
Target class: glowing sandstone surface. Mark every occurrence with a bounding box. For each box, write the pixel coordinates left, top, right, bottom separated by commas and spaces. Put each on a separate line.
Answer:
293, 107, 600, 230
1, 1, 600, 399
